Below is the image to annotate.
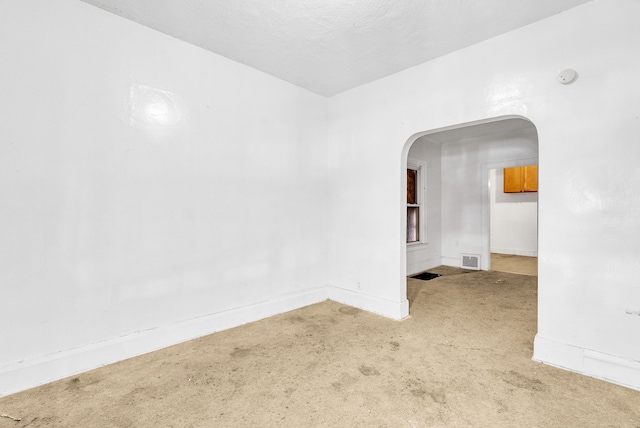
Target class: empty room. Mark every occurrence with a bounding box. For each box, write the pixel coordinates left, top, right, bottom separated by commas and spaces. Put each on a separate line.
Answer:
1, 0, 639, 426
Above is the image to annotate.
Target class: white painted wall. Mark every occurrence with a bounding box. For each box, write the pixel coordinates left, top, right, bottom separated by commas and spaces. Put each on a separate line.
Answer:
406, 138, 442, 275
440, 128, 538, 269
328, 0, 640, 390
0, 0, 328, 395
2, 0, 640, 396
489, 169, 538, 257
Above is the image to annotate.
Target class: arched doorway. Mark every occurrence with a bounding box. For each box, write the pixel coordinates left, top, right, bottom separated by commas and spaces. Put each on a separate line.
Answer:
401, 116, 539, 296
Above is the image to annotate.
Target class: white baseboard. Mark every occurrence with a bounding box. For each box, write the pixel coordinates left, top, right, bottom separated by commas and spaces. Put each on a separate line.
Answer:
0, 286, 329, 397
327, 286, 409, 320
0, 284, 414, 398
491, 248, 538, 257
533, 335, 640, 391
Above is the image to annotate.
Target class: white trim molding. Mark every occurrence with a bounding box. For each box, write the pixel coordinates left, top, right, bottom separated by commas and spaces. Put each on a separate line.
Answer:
533, 335, 640, 391
0, 286, 328, 397
328, 286, 409, 320
0, 285, 413, 397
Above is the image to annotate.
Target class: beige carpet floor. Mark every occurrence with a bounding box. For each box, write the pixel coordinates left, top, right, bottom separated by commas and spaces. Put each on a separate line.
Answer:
1, 268, 639, 427
491, 253, 538, 276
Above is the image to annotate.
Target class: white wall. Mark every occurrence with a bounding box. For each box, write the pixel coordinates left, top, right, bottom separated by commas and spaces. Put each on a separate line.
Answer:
3, 0, 640, 396
440, 128, 538, 269
490, 169, 538, 256
0, 0, 329, 395
328, 0, 640, 390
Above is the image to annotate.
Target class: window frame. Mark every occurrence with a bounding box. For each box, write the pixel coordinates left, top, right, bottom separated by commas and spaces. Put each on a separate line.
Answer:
407, 158, 427, 246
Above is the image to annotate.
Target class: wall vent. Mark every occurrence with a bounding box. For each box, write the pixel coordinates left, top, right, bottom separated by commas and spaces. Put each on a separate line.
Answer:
461, 254, 480, 270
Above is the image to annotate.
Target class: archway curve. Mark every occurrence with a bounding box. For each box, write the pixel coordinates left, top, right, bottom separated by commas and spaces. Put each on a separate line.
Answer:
399, 114, 539, 312
400, 114, 536, 174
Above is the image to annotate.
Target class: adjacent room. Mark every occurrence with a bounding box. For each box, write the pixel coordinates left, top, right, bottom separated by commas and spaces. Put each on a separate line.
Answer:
2, 0, 640, 425
405, 117, 538, 276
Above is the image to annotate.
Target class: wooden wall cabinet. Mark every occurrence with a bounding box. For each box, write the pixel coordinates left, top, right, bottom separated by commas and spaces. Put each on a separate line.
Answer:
504, 165, 538, 193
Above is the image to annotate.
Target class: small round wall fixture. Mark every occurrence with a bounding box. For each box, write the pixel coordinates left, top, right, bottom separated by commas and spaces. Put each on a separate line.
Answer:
558, 69, 577, 84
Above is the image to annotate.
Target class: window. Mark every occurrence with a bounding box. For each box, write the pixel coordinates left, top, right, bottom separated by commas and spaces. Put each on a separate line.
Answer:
407, 160, 425, 243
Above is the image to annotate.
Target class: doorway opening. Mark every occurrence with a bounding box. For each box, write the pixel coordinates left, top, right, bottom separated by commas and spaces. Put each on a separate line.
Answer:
488, 167, 538, 276
401, 115, 539, 293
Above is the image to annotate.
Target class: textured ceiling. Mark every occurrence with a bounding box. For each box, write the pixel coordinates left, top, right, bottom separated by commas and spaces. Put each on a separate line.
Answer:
81, 0, 592, 96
